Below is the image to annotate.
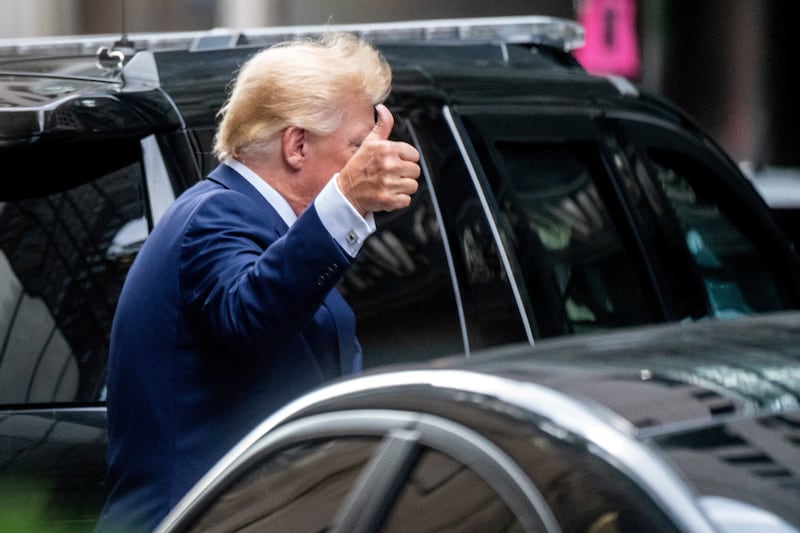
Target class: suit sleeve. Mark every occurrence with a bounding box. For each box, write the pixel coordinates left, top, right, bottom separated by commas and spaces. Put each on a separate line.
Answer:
179, 189, 352, 359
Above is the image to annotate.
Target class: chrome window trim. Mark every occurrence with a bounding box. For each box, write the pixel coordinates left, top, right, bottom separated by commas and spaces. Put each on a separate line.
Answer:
179, 370, 718, 533
140, 134, 176, 225
331, 427, 422, 533
0, 16, 584, 58
404, 118, 471, 356
604, 74, 639, 97
157, 409, 559, 533
442, 105, 536, 346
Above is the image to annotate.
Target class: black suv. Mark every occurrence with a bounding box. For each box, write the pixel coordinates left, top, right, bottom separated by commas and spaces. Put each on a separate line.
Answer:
1, 16, 799, 530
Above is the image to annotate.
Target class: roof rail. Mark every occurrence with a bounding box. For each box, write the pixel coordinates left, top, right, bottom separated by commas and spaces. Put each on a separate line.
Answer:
0, 15, 584, 59
235, 15, 583, 51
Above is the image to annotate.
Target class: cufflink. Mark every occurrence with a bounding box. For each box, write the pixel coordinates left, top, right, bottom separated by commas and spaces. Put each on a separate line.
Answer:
346, 230, 358, 246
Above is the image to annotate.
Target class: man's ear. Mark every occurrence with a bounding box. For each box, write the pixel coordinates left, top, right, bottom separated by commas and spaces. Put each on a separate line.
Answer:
282, 126, 305, 170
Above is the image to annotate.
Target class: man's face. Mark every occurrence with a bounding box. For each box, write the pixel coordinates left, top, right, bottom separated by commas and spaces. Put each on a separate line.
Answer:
300, 96, 376, 201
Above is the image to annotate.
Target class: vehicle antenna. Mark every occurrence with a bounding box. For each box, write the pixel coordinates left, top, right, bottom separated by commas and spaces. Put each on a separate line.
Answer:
113, 0, 135, 53
120, 0, 126, 39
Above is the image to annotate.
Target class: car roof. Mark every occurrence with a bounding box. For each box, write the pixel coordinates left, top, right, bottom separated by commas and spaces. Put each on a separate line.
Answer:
0, 15, 659, 146
263, 311, 800, 439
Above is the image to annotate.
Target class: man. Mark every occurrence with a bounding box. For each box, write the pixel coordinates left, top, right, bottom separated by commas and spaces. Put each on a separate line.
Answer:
96, 32, 420, 532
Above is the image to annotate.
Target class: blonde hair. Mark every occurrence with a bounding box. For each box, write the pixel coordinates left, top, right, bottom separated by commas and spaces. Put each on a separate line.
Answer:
214, 32, 392, 162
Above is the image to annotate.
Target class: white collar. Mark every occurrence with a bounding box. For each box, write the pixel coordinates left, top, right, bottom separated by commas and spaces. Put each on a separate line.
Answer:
224, 158, 297, 227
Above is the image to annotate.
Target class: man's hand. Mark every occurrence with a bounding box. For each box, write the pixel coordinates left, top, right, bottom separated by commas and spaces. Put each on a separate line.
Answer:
337, 104, 421, 216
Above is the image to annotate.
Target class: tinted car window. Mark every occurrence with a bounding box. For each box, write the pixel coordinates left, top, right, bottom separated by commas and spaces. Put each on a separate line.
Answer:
416, 389, 682, 532
0, 151, 146, 404
412, 108, 532, 351
380, 445, 522, 532
191, 129, 220, 178
340, 120, 465, 367
647, 149, 792, 315
461, 113, 653, 337
610, 117, 799, 319
185, 437, 531, 533
186, 437, 380, 532
340, 184, 465, 368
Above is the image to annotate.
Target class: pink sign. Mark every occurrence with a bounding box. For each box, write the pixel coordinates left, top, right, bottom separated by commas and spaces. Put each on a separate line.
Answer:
574, 0, 640, 79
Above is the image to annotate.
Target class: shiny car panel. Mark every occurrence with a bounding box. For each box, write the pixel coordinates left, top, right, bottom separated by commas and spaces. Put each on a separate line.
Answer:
156, 311, 800, 532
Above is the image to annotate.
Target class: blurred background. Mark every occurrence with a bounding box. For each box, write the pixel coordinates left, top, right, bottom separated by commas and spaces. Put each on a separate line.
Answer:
0, 0, 796, 172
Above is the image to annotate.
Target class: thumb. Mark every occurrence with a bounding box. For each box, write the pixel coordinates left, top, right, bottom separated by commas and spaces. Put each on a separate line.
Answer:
366, 104, 394, 141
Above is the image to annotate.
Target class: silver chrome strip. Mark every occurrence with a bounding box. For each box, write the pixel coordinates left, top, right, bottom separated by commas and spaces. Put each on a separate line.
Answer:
0, 16, 584, 57
120, 50, 160, 87
165, 370, 717, 533
442, 105, 536, 346
412, 412, 561, 532
140, 134, 176, 225
604, 74, 639, 97
158, 407, 561, 533
499, 41, 510, 63
404, 119, 471, 356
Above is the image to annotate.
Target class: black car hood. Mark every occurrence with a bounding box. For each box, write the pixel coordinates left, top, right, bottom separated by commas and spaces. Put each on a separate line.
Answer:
345, 312, 800, 437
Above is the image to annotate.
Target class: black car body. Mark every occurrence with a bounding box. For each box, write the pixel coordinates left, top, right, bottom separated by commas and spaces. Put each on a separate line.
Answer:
154, 311, 800, 532
1, 16, 799, 530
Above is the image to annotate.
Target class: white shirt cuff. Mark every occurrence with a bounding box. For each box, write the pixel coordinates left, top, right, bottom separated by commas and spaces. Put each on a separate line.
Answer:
315, 174, 376, 257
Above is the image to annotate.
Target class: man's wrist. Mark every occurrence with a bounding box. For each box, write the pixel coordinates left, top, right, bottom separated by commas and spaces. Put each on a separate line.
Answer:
315, 175, 376, 257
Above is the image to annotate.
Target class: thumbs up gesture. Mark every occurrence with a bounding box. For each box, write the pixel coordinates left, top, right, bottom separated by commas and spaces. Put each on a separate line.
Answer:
337, 104, 421, 215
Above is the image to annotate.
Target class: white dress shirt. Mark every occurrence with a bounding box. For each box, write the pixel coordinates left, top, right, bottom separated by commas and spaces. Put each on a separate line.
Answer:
224, 159, 375, 257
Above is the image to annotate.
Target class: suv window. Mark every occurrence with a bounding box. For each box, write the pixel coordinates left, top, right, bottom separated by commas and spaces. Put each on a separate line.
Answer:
612, 118, 798, 319
340, 119, 466, 367
412, 108, 533, 351
461, 113, 654, 337
647, 149, 792, 315
380, 445, 523, 532
0, 143, 147, 404
190, 129, 220, 178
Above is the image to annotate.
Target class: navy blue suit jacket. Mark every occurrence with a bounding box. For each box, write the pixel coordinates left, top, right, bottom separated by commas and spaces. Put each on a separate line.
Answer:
96, 164, 361, 532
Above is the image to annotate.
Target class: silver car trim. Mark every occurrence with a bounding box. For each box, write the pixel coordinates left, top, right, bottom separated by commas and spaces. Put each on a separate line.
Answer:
158, 408, 561, 532
404, 118, 471, 356
158, 370, 718, 533
442, 105, 536, 346
140, 134, 176, 225
604, 74, 639, 97
331, 426, 423, 533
